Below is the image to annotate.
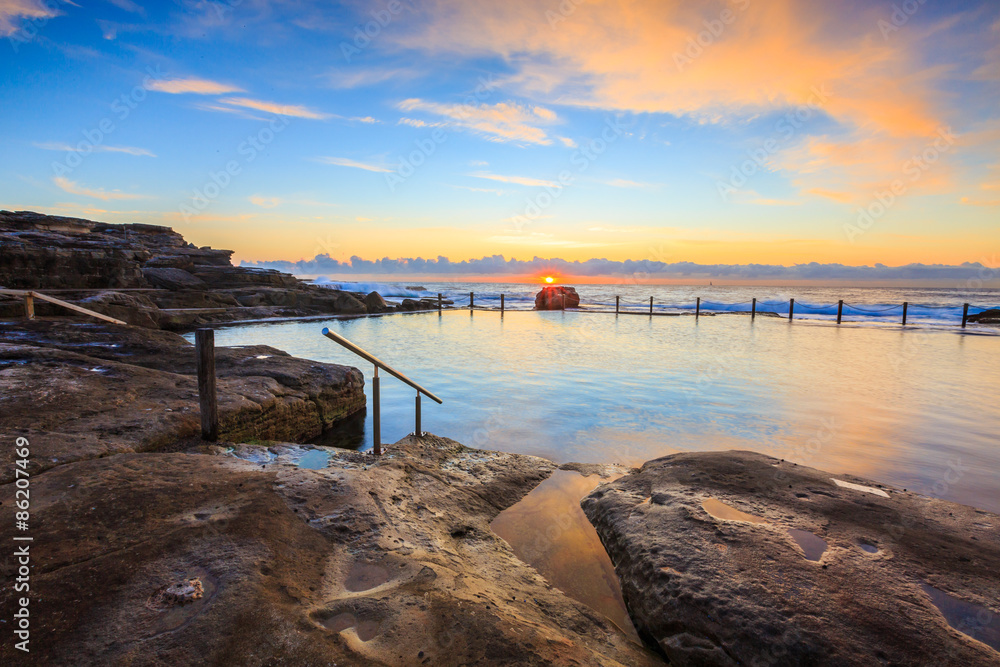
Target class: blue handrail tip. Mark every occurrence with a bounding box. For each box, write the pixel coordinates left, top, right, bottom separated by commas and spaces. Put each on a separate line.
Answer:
321, 327, 330, 335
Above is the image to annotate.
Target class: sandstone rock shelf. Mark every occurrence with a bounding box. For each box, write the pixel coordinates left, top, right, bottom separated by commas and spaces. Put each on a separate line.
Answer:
582, 450, 1000, 666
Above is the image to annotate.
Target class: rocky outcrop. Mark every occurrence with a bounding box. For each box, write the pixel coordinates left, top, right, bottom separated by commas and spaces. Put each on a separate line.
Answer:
0, 210, 437, 328
0, 320, 365, 481
582, 451, 1000, 666
364, 290, 390, 313
0, 433, 662, 665
968, 308, 1000, 324
535, 285, 581, 310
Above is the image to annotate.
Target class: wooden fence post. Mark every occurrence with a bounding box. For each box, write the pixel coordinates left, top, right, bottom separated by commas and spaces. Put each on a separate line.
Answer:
470, 292, 474, 309
902, 302, 908, 325
695, 297, 701, 318
438, 293, 442, 313
962, 303, 969, 328
837, 300, 843, 324
789, 298, 795, 321
751, 298, 756, 320
501, 294, 505, 313
615, 296, 620, 314
649, 296, 653, 315
195, 329, 218, 442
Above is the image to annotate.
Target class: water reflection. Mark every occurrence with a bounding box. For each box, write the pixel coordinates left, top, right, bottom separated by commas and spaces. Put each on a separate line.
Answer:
204, 310, 1000, 513
490, 470, 637, 641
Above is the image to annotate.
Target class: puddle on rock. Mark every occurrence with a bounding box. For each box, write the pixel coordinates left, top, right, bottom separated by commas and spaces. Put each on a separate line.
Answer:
787, 528, 827, 561
831, 479, 890, 498
859, 542, 879, 554
321, 612, 381, 641
921, 582, 1000, 652
297, 449, 330, 470
701, 497, 767, 524
490, 469, 639, 642
345, 562, 391, 592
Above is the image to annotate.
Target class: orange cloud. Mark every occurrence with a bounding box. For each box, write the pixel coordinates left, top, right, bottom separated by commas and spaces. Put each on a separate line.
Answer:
396, 0, 971, 199
148, 77, 244, 95
397, 99, 558, 144
218, 97, 329, 119
53, 177, 148, 201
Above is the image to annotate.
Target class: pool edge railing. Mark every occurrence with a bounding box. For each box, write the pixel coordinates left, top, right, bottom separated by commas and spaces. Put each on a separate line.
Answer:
322, 327, 443, 456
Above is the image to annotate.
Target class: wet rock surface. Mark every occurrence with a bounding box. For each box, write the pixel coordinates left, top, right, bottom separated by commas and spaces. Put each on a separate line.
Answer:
582, 450, 1000, 666
0, 436, 662, 666
0, 320, 365, 481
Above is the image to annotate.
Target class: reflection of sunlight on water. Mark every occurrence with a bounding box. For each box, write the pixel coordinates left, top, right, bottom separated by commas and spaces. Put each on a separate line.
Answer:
204, 310, 1000, 513
490, 470, 638, 641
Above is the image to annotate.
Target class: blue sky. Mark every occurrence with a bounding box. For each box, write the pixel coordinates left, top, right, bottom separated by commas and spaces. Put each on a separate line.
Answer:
1, 0, 998, 279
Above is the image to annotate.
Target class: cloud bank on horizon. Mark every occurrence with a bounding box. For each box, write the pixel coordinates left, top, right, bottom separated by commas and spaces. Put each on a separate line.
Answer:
0, 0, 998, 273
243, 254, 1000, 285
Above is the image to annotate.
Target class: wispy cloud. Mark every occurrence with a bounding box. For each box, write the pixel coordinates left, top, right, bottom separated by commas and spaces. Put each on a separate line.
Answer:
53, 176, 148, 201
327, 66, 424, 89
448, 184, 507, 196
35, 141, 155, 157
397, 99, 558, 145
604, 178, 660, 190
470, 171, 557, 188
218, 97, 329, 120
317, 156, 391, 173
249, 195, 281, 208
148, 77, 244, 95
398, 117, 447, 129
0, 0, 61, 37
558, 136, 577, 148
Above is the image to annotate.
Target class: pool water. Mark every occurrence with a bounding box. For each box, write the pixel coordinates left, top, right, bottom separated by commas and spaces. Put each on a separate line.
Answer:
205, 309, 1000, 514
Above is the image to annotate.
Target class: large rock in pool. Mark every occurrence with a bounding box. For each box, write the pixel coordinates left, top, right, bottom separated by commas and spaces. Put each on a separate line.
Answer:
582, 451, 1000, 666
535, 285, 580, 310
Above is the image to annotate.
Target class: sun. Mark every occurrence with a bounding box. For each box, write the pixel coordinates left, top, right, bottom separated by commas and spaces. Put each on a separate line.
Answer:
544, 276, 555, 284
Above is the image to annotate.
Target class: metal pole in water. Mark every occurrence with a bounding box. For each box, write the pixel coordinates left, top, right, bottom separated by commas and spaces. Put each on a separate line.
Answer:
195, 328, 218, 442
470, 292, 474, 309
414, 391, 421, 437
789, 298, 795, 321
751, 298, 756, 321
438, 293, 442, 313
962, 303, 969, 328
902, 302, 908, 325
616, 296, 620, 314
695, 297, 700, 318
649, 296, 653, 315
372, 366, 381, 455
501, 294, 505, 313
837, 300, 843, 324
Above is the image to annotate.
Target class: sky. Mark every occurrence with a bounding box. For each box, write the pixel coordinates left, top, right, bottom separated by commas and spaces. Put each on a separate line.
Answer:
1, 0, 998, 282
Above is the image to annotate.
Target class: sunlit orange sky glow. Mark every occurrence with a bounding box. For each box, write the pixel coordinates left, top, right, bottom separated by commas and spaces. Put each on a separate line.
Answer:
2, 0, 998, 283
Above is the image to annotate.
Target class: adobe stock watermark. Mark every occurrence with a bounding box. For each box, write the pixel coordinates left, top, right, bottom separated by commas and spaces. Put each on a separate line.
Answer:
385, 74, 497, 191
341, 0, 418, 62
509, 115, 631, 233
50, 65, 166, 179
844, 126, 956, 242
717, 84, 831, 201
673, 0, 752, 72
6, 0, 70, 53
178, 116, 290, 220
878, 0, 928, 40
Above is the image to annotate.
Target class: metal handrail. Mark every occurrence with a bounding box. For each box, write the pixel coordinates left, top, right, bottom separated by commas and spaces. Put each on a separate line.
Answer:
322, 327, 442, 455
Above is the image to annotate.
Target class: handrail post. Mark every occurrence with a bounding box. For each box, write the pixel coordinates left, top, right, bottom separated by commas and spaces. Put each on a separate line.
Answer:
649, 296, 653, 315
902, 302, 908, 325
751, 297, 756, 321
438, 293, 442, 313
695, 297, 700, 318
414, 391, 421, 437
195, 329, 218, 442
615, 296, 620, 314
501, 293, 505, 313
372, 365, 381, 455
24, 293, 34, 320
962, 303, 969, 328
789, 298, 795, 321
837, 300, 843, 324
